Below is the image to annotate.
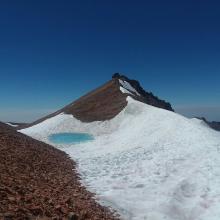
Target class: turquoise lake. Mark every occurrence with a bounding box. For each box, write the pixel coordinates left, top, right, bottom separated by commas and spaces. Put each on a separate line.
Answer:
49, 132, 94, 144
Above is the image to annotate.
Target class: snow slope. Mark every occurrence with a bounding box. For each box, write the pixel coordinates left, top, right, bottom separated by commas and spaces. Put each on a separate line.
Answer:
20, 97, 220, 220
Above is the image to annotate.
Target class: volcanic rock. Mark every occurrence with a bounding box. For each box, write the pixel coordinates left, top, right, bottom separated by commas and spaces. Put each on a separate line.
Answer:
112, 73, 174, 111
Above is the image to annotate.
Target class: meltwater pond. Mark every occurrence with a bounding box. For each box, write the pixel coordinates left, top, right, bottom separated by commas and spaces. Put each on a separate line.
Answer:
49, 132, 94, 144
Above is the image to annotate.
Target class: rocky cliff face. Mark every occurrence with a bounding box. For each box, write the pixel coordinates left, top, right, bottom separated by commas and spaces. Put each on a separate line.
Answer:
112, 73, 174, 112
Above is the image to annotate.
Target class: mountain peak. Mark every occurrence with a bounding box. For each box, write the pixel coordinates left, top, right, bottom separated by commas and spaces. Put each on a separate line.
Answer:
23, 73, 174, 127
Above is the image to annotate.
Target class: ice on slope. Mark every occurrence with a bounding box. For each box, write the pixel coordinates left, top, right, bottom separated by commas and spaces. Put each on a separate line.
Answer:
20, 97, 220, 220
120, 86, 134, 96
119, 79, 140, 96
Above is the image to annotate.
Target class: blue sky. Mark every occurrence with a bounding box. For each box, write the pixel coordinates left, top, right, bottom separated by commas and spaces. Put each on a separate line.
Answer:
0, 0, 219, 122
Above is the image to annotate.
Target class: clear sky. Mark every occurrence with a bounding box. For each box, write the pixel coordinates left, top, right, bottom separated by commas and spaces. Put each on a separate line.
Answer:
0, 0, 219, 122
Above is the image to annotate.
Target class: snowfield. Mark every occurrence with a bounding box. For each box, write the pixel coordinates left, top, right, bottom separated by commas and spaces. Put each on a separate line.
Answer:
20, 97, 220, 220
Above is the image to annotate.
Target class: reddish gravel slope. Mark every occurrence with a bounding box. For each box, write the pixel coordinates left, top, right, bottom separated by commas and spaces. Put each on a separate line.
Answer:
0, 122, 118, 220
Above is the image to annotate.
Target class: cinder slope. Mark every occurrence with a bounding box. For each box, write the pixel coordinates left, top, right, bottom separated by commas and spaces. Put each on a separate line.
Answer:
63, 79, 128, 122
0, 122, 118, 219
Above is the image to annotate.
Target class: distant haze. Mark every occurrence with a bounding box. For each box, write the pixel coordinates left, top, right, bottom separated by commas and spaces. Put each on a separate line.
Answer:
175, 105, 220, 122
1, 104, 220, 123
0, 108, 56, 123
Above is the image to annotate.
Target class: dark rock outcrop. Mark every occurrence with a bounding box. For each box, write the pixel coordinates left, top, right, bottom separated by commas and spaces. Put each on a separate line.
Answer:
113, 73, 174, 112
209, 121, 220, 131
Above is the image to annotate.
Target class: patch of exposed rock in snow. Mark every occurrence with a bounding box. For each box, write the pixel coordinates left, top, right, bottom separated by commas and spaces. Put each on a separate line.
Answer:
119, 79, 140, 96
20, 97, 220, 220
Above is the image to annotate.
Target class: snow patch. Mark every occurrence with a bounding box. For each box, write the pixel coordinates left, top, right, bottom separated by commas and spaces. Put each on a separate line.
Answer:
6, 122, 18, 127
119, 79, 140, 96
120, 86, 134, 96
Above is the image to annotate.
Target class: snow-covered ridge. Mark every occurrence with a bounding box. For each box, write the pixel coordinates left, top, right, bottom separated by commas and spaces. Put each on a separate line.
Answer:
20, 97, 220, 220
119, 79, 140, 96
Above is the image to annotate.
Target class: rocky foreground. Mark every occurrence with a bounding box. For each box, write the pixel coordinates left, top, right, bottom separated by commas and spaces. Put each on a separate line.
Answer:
0, 122, 118, 220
